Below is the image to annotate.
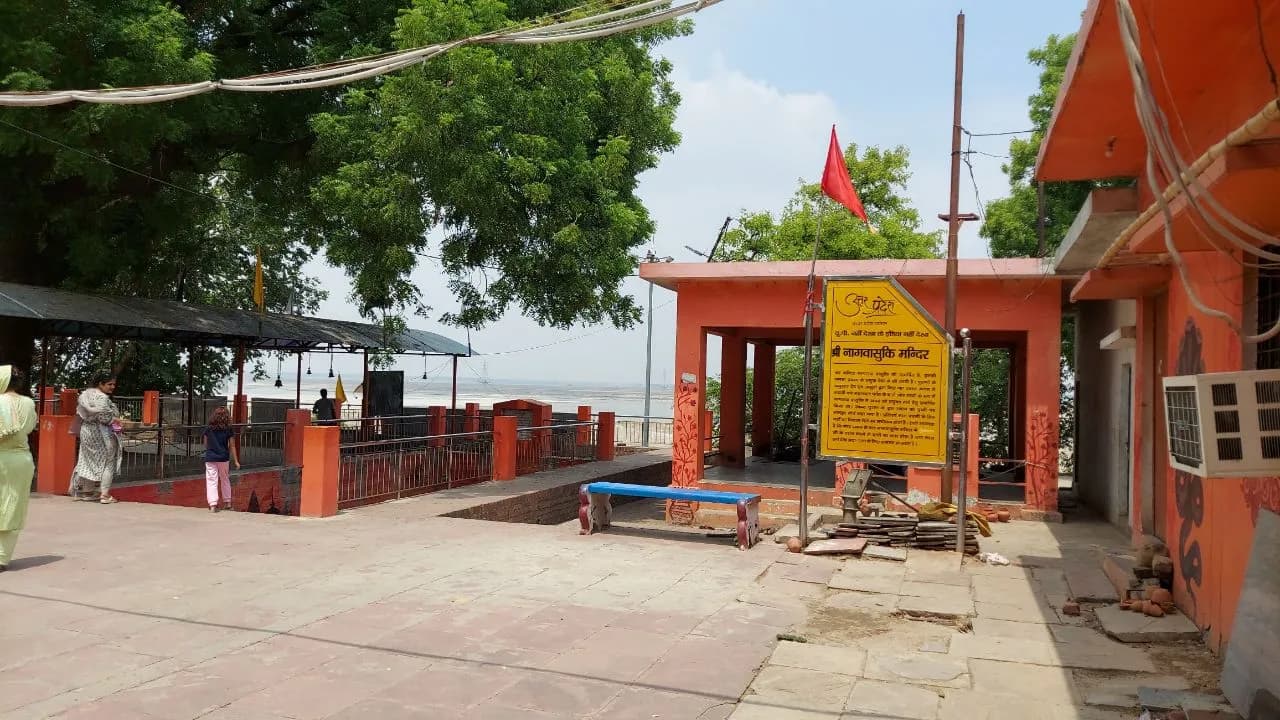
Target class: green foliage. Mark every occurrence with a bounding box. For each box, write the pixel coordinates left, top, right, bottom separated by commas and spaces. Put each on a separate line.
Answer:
974, 33, 1087, 465
0, 0, 685, 392
718, 144, 942, 262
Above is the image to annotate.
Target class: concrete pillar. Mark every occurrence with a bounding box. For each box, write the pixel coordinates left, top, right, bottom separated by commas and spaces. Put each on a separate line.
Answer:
142, 390, 160, 425
283, 408, 310, 468
597, 412, 616, 461
428, 406, 446, 447
703, 409, 715, 452
37, 414, 77, 495
300, 425, 339, 517
57, 389, 78, 416
493, 415, 518, 481
719, 334, 747, 468
465, 402, 481, 433
751, 343, 775, 458
671, 310, 708, 492
577, 405, 592, 445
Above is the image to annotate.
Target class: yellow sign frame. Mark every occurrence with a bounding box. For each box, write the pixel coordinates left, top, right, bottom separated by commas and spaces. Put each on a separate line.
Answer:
817, 276, 952, 466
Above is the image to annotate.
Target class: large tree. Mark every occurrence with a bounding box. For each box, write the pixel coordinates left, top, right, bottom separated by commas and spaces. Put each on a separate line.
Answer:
977, 32, 1092, 467
717, 144, 941, 262
0, 0, 685, 391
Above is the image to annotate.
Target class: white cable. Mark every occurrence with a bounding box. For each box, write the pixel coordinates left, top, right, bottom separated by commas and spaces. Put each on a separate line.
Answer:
1116, 0, 1280, 342
1116, 0, 1280, 264
0, 0, 723, 106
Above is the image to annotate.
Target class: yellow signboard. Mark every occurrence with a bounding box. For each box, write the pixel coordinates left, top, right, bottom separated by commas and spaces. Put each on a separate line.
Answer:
818, 277, 951, 465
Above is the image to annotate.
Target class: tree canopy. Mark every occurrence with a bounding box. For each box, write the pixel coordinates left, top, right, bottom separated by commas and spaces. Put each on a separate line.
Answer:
0, 0, 686, 390
717, 144, 941, 262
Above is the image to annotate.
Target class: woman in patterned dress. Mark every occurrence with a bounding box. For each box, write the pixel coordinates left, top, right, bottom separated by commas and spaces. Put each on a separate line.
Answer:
69, 373, 122, 505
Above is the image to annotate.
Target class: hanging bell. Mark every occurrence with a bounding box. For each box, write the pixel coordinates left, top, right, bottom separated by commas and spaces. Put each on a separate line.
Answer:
328, 352, 335, 378
422, 355, 428, 380
306, 353, 312, 376
274, 356, 283, 388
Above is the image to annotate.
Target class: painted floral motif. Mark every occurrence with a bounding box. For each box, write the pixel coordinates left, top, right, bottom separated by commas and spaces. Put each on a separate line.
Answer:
1242, 477, 1280, 526
668, 378, 701, 524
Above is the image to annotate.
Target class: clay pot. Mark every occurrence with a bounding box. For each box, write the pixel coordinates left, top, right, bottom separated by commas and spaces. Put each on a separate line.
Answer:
1159, 601, 1176, 614
996, 510, 1011, 523
1150, 588, 1172, 605
786, 537, 803, 553
985, 512, 999, 523
1119, 600, 1133, 611
1143, 586, 1156, 601
1144, 602, 1165, 617
1131, 601, 1148, 613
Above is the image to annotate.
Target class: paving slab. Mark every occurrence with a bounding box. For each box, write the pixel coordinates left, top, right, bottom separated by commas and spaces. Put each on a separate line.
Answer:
823, 591, 899, 614
904, 569, 971, 587
769, 641, 867, 676
1138, 687, 1235, 713
781, 561, 841, 585
862, 652, 970, 689
828, 566, 904, 595
971, 575, 1045, 605
862, 546, 908, 562
971, 617, 1057, 642
805, 538, 868, 556
741, 665, 857, 714
973, 600, 1059, 624
938, 689, 1132, 720
845, 679, 941, 720
1063, 558, 1120, 603
1095, 604, 1201, 642
1077, 673, 1191, 708
896, 594, 975, 619
969, 659, 1080, 705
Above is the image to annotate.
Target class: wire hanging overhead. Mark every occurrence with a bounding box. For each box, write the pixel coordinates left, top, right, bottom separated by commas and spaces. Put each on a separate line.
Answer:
0, 0, 726, 107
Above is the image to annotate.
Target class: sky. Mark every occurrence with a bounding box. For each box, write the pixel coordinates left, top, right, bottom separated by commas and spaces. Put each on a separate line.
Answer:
306, 0, 1086, 387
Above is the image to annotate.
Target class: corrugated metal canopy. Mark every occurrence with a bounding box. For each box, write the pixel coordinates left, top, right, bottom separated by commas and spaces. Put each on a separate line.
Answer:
0, 281, 471, 356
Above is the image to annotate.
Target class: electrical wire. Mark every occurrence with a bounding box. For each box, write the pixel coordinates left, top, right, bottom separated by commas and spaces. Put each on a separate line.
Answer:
0, 0, 725, 107
1114, 0, 1280, 342
961, 127, 1035, 138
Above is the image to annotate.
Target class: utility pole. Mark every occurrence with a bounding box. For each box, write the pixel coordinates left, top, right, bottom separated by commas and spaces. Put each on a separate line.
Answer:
1037, 181, 1047, 257
641, 250, 673, 448
941, 11, 966, 503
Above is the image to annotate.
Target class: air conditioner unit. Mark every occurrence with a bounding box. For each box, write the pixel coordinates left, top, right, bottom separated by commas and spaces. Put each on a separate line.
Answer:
1161, 370, 1280, 478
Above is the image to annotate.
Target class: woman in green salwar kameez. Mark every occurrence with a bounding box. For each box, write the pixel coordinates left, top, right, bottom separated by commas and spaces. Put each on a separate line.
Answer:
0, 365, 36, 571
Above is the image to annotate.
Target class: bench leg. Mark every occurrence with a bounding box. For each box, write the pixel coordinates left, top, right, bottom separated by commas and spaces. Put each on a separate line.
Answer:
736, 498, 760, 550
579, 486, 612, 535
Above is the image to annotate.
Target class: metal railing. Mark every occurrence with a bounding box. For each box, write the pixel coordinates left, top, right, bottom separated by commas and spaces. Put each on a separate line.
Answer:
338, 431, 493, 508
118, 421, 289, 482
516, 422, 598, 474
610, 415, 674, 448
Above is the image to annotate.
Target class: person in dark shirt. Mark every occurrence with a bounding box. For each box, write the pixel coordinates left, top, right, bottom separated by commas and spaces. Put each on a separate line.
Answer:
202, 407, 239, 512
313, 388, 337, 425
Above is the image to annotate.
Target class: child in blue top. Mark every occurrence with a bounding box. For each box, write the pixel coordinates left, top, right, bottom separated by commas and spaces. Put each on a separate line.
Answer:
203, 407, 240, 512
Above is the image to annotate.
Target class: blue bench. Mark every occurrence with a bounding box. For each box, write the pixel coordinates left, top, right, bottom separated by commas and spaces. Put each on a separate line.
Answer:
578, 482, 762, 550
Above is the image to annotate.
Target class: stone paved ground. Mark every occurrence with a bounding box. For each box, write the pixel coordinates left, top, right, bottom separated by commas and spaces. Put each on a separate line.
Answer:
731, 518, 1225, 720
2, 491, 1222, 719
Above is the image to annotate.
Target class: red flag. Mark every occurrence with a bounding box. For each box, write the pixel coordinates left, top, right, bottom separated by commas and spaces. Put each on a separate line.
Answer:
820, 125, 869, 223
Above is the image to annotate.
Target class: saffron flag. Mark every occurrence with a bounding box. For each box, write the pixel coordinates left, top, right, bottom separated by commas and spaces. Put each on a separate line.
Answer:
820, 125, 869, 224
253, 247, 265, 312
334, 375, 347, 405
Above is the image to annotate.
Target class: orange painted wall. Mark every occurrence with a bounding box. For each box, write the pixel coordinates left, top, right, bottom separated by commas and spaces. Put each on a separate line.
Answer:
1137, 250, 1280, 651
670, 275, 1062, 511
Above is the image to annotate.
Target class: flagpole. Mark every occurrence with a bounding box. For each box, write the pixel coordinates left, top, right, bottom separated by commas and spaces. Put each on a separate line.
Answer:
798, 198, 825, 547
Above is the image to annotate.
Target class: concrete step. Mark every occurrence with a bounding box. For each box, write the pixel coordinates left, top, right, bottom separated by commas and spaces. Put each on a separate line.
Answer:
1103, 552, 1141, 599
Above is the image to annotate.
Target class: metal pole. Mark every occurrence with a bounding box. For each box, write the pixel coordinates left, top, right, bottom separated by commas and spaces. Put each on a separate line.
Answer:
799, 206, 825, 546
38, 337, 49, 416
941, 10, 966, 503
451, 355, 458, 412
362, 350, 369, 417
956, 328, 973, 555
1037, 180, 1047, 257
643, 280, 654, 448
